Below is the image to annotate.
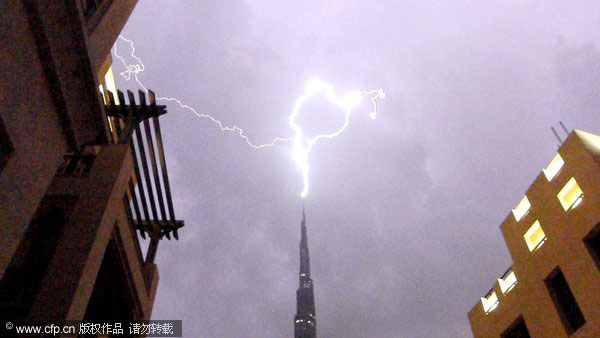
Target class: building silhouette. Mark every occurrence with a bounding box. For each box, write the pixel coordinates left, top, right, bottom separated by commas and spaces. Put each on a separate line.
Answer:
294, 208, 317, 338
0, 0, 184, 328
468, 130, 600, 337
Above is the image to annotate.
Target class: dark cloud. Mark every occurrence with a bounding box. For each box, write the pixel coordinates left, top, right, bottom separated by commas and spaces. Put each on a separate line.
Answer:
115, 1, 600, 337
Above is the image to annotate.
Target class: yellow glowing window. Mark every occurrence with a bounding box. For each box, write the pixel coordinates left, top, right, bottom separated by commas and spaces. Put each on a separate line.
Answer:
512, 196, 531, 222
543, 153, 564, 181
481, 290, 499, 314
524, 220, 547, 252
498, 269, 517, 294
557, 177, 583, 211
103, 66, 120, 105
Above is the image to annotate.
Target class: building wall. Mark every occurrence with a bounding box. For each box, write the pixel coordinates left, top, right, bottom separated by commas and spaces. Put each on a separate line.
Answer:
0, 0, 137, 279
0, 0, 69, 279
468, 130, 600, 337
85, 0, 138, 74
0, 0, 147, 322
26, 144, 156, 321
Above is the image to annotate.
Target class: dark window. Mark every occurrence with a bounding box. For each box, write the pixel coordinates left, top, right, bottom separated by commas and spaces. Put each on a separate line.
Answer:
583, 222, 600, 271
544, 267, 585, 335
501, 316, 530, 338
0, 116, 14, 173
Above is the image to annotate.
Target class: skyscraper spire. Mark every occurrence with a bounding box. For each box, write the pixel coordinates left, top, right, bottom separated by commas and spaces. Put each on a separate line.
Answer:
294, 208, 316, 337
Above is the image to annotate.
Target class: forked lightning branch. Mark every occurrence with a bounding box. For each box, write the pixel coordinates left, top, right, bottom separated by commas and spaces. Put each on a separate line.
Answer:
113, 36, 385, 197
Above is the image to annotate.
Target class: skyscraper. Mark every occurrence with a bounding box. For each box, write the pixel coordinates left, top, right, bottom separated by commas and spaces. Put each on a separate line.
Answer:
294, 208, 317, 338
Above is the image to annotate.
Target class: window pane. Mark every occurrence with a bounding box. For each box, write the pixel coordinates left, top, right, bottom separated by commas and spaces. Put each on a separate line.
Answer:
524, 220, 546, 252
557, 178, 583, 211
512, 196, 531, 222
498, 269, 518, 294
543, 153, 564, 181
481, 290, 499, 314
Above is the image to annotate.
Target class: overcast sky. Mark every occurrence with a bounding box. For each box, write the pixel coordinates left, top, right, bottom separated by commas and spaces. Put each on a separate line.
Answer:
114, 1, 600, 337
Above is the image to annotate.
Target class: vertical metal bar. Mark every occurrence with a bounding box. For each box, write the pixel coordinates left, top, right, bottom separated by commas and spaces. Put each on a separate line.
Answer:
152, 115, 176, 222
123, 91, 150, 222
559, 121, 569, 136
130, 135, 151, 221
130, 91, 159, 222
143, 118, 167, 221
146, 90, 168, 221
551, 127, 563, 145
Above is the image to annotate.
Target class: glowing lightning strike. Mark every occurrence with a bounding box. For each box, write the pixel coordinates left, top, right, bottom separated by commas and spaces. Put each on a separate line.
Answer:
113, 36, 385, 197
289, 80, 385, 197
113, 36, 293, 149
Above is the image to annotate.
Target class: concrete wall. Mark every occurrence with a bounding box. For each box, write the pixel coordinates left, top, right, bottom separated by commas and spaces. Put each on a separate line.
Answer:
28, 144, 156, 321
0, 0, 68, 280
0, 0, 155, 323
0, 0, 137, 281
86, 0, 138, 74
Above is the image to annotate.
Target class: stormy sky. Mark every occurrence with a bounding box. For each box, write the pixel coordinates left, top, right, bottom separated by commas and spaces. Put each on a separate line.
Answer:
114, 1, 600, 337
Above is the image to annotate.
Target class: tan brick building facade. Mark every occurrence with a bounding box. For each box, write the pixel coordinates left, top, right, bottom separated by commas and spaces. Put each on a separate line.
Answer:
468, 130, 600, 337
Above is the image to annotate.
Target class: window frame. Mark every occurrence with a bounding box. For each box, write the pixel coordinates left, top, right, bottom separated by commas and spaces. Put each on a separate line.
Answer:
557, 177, 584, 211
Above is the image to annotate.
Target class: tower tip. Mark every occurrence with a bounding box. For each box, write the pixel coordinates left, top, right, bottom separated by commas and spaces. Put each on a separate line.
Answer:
302, 203, 306, 223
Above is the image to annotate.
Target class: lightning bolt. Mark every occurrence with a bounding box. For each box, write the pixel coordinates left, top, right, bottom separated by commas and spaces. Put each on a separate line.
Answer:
113, 36, 385, 197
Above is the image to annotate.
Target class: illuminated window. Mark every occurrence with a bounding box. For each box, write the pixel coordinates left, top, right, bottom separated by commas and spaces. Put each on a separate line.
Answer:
512, 196, 531, 222
103, 66, 120, 105
498, 268, 518, 294
557, 178, 583, 211
481, 290, 499, 314
99, 67, 120, 137
543, 153, 564, 181
524, 220, 546, 252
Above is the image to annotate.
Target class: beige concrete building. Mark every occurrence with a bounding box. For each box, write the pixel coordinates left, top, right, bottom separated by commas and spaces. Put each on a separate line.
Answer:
0, 0, 183, 325
468, 130, 600, 337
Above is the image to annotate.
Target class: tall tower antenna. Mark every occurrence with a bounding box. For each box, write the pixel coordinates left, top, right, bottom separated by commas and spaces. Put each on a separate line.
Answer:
294, 208, 317, 337
551, 127, 563, 148
559, 121, 570, 136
